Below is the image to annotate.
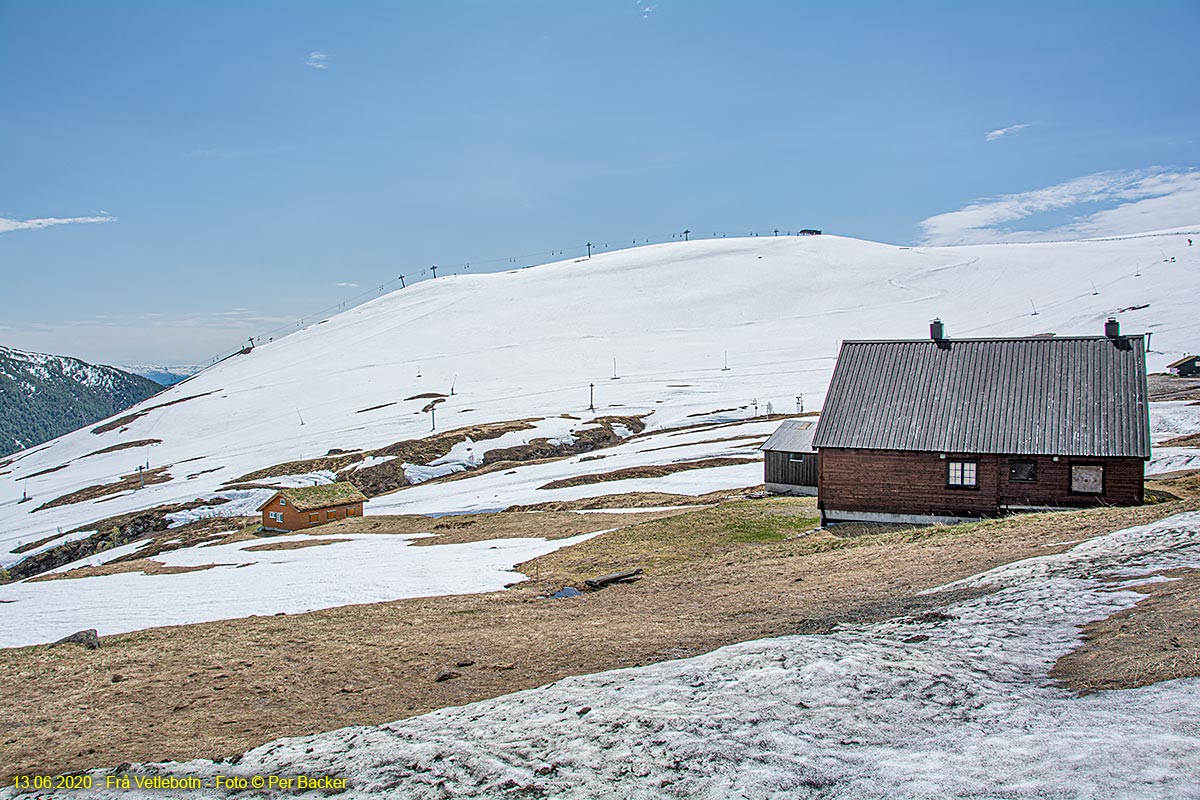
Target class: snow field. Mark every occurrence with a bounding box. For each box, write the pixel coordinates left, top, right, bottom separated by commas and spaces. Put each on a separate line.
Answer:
5, 231, 1199, 561
23, 510, 1200, 799
0, 531, 602, 648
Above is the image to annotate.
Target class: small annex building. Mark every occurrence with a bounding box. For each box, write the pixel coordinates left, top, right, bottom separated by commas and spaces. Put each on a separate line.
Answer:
258, 482, 368, 532
811, 319, 1151, 525
1167, 355, 1199, 377
761, 419, 818, 496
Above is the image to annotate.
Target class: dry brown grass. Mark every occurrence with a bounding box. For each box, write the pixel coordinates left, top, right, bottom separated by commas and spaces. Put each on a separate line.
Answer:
229, 419, 543, 485
641, 433, 770, 453
321, 509, 690, 546
537, 457, 758, 490
505, 487, 750, 512
629, 412, 817, 442
1148, 374, 1200, 401
241, 538, 346, 552
28, 560, 225, 582
81, 439, 162, 459
90, 391, 220, 435
1160, 432, 1200, 447
3, 493, 1195, 781
33, 466, 173, 512
1052, 569, 1200, 692
22, 463, 70, 480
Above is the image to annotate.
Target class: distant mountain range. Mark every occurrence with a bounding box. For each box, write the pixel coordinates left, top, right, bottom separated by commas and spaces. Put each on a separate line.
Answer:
121, 364, 204, 387
0, 346, 164, 457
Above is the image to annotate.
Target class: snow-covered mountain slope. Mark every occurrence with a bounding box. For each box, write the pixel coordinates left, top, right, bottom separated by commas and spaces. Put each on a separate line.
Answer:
2, 231, 1199, 564
0, 345, 163, 458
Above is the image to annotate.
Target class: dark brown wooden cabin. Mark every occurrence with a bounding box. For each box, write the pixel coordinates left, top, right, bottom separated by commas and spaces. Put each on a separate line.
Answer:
1167, 355, 1199, 377
257, 482, 367, 532
812, 319, 1150, 525
761, 420, 818, 496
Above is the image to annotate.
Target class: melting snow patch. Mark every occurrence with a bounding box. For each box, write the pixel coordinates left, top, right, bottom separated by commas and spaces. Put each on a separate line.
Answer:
403, 462, 467, 485
0, 531, 602, 648
26, 512, 1200, 798
351, 455, 397, 471
257, 470, 337, 488
1150, 400, 1200, 443
165, 489, 277, 527
1148, 447, 1200, 476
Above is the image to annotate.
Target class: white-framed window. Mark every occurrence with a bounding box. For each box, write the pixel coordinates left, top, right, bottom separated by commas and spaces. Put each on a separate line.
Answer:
788, 453, 805, 463
279, 498, 287, 506
309, 513, 319, 525
1071, 464, 1104, 494
268, 511, 283, 523
327, 510, 336, 519
948, 460, 978, 488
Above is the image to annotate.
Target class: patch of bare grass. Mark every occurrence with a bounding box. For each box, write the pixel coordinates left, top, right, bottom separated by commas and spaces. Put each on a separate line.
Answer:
241, 538, 346, 552
28, 559, 226, 582
1160, 432, 1200, 447
641, 434, 771, 453
1147, 374, 1200, 401
538, 457, 758, 490
1051, 568, 1200, 692
505, 487, 753, 512
229, 419, 543, 487
90, 391, 220, 435
321, 509, 690, 546
1, 494, 1196, 781
81, 439, 163, 459
23, 463, 70, 479
33, 466, 173, 512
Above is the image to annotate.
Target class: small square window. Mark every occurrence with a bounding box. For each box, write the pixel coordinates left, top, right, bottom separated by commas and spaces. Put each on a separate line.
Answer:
1071, 465, 1104, 494
279, 498, 286, 506
309, 513, 319, 525
1009, 461, 1037, 482
948, 460, 978, 488
327, 510, 336, 519
788, 453, 805, 463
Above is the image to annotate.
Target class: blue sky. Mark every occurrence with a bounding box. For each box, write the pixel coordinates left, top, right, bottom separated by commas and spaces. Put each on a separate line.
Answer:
2, 0, 1198, 365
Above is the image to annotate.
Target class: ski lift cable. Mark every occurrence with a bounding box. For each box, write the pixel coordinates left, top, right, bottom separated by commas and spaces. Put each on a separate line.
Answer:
196, 226, 783, 369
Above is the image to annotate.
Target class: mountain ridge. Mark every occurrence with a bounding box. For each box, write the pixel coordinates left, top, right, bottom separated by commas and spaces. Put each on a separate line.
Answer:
2, 230, 1198, 561
0, 345, 163, 458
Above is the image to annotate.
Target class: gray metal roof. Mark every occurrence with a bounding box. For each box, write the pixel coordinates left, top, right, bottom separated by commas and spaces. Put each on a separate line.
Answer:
811, 336, 1150, 458
761, 419, 817, 452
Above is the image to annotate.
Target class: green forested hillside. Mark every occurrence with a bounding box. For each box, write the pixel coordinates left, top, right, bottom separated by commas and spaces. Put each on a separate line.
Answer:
0, 346, 163, 457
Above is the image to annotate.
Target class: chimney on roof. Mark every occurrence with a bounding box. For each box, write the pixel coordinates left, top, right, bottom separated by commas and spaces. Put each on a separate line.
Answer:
930, 318, 945, 340
1105, 317, 1120, 338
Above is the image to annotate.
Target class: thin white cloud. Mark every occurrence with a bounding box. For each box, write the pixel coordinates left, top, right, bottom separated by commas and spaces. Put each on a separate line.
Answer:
985, 123, 1031, 141
0, 214, 116, 234
336, 282, 359, 288
306, 51, 329, 69
918, 167, 1200, 245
